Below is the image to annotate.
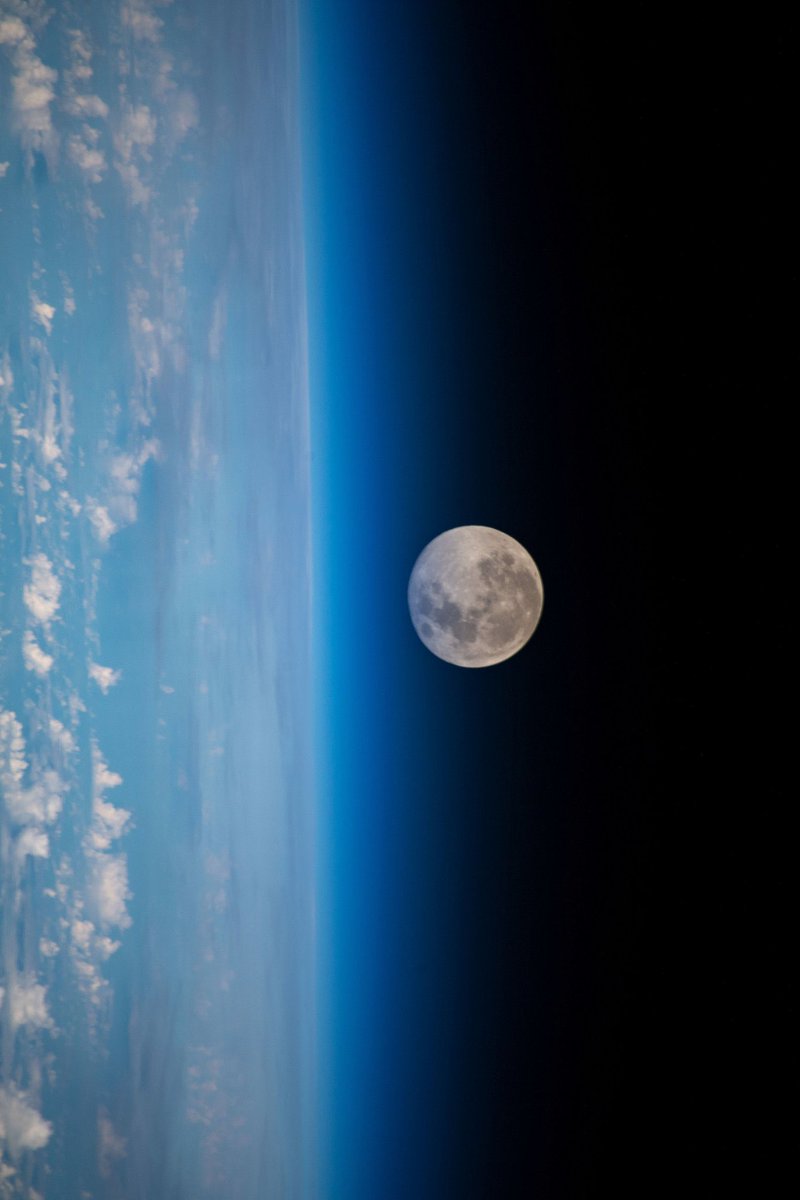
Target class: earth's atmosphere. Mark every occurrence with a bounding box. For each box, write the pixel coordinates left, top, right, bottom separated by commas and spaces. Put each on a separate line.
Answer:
0, 2, 314, 1197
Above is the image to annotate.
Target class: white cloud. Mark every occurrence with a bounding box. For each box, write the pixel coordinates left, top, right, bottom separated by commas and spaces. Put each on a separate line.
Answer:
0, 19, 27, 46
98, 1108, 127, 1179
65, 92, 109, 120
0, 16, 58, 167
114, 104, 156, 207
88, 439, 160, 540
72, 955, 106, 1002
31, 296, 55, 335
208, 290, 227, 360
58, 492, 80, 520
31, 353, 62, 466
66, 28, 93, 80
92, 747, 123, 795
170, 89, 198, 141
96, 934, 121, 959
109, 441, 159, 523
1, 713, 64, 827
15, 826, 50, 862
87, 801, 130, 852
68, 903, 125, 1010
89, 662, 121, 694
84, 742, 132, 927
0, 161, 9, 177
121, 3, 164, 43
0, 1085, 52, 1154
0, 352, 13, 402
114, 158, 151, 206
49, 717, 76, 755
87, 745, 131, 852
22, 629, 53, 675
0, 707, 28, 795
23, 552, 61, 624
3, 767, 64, 827
68, 132, 107, 182
85, 196, 104, 221
71, 917, 119, 963
14, 62, 56, 133
86, 499, 117, 543
71, 917, 94, 954
39, 938, 60, 958
88, 853, 132, 929
7, 976, 53, 1033
127, 289, 161, 397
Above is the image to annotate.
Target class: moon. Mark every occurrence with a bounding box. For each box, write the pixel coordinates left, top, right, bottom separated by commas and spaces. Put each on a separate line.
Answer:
407, 526, 544, 667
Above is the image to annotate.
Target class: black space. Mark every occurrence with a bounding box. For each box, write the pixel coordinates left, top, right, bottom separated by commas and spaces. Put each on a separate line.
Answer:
389, 2, 792, 1195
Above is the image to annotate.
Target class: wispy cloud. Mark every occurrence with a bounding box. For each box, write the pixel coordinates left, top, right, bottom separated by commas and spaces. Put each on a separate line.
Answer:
208, 289, 227, 361
169, 88, 198, 141
97, 1108, 127, 1179
127, 289, 162, 414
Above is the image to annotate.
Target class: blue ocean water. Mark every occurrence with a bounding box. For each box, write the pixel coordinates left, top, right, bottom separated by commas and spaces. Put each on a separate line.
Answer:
0, 2, 314, 1196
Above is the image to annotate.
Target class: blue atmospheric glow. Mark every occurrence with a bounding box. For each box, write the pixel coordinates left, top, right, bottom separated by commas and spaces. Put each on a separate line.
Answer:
302, 2, 472, 1195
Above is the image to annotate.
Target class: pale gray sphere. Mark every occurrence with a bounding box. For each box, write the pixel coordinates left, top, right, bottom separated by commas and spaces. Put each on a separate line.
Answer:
407, 526, 544, 667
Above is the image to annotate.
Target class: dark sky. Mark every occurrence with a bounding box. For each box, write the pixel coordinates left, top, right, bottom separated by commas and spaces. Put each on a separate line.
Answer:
304, 1, 790, 1195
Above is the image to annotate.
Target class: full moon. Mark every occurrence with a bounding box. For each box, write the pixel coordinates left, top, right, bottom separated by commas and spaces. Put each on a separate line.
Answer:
408, 526, 544, 667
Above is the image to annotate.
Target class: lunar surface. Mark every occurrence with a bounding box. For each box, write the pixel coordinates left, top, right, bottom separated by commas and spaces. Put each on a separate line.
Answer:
408, 526, 544, 667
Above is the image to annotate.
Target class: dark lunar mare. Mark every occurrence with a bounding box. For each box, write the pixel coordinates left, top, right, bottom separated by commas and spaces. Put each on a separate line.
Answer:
414, 586, 480, 646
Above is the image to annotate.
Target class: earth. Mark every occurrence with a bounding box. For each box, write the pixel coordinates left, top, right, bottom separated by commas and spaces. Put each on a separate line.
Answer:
1, 2, 315, 1196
